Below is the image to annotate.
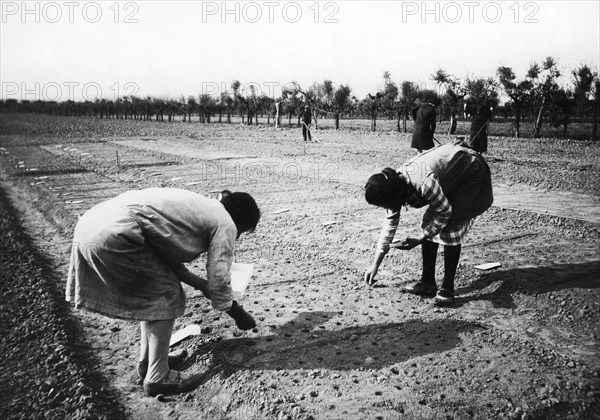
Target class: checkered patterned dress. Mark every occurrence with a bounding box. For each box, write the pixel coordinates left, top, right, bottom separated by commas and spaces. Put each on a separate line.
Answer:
376, 172, 474, 254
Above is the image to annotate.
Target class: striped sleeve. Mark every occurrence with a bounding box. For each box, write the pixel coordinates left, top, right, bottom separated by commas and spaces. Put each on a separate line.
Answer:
420, 174, 452, 238
376, 209, 400, 254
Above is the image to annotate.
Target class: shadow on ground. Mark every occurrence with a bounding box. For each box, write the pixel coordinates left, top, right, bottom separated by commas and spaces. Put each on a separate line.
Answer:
188, 314, 482, 382
455, 261, 600, 308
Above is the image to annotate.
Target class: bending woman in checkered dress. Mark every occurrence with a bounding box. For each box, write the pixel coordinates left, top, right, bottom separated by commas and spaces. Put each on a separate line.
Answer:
363, 143, 493, 306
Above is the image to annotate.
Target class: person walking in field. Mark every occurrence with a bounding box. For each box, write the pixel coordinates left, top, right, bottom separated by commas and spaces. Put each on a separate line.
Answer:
410, 99, 437, 153
467, 103, 492, 153
66, 188, 260, 396
301, 105, 312, 142
363, 143, 493, 306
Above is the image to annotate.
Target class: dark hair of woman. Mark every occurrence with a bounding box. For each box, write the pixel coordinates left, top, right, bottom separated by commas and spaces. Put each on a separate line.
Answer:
220, 190, 261, 233
364, 167, 407, 209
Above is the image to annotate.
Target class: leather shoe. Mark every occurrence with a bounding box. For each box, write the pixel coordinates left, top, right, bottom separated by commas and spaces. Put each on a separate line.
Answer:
432, 289, 455, 306
402, 281, 437, 296
143, 369, 206, 397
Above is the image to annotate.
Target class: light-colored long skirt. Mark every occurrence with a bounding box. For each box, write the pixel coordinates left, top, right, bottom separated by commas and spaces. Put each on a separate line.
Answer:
66, 203, 185, 321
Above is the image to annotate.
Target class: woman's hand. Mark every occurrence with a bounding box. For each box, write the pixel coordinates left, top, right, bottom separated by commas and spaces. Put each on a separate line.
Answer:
226, 301, 256, 330
390, 235, 426, 250
364, 264, 379, 286
173, 265, 211, 299
194, 278, 211, 299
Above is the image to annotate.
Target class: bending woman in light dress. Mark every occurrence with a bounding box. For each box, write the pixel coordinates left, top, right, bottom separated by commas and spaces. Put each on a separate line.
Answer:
67, 188, 259, 396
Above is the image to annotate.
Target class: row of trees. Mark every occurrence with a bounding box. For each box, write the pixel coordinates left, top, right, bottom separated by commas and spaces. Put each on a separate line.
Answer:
1, 58, 598, 140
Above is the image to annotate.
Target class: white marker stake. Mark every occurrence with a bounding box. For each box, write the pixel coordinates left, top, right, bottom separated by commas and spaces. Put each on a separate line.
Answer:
474, 262, 502, 271
169, 324, 202, 347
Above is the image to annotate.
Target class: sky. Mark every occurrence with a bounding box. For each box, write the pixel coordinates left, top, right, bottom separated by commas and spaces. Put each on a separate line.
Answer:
1, 0, 599, 102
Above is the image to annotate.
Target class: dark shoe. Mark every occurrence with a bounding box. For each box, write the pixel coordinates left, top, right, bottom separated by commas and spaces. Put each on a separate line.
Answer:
137, 349, 188, 384
432, 289, 455, 306
143, 369, 206, 397
402, 281, 437, 297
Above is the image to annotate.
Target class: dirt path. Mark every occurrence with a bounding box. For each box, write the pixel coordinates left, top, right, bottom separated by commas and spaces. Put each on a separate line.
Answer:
1, 117, 599, 420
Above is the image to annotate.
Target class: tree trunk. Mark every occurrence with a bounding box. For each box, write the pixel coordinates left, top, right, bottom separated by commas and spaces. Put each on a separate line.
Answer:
275, 102, 281, 128
514, 106, 521, 138
592, 101, 598, 141
334, 113, 340, 130
449, 112, 457, 134
533, 97, 547, 138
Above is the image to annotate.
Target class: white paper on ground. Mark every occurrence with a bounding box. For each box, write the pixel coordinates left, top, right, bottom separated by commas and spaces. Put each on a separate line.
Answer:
474, 262, 502, 270
230, 262, 254, 300
169, 324, 201, 347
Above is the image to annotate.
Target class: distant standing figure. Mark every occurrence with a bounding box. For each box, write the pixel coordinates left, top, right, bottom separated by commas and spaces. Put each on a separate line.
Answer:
468, 104, 492, 153
410, 100, 437, 153
302, 105, 312, 142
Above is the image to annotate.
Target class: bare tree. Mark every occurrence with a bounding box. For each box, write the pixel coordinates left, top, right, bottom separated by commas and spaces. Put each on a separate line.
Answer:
497, 66, 535, 138
381, 71, 399, 124
365, 92, 383, 131
236, 84, 260, 125
323, 80, 352, 130
572, 64, 599, 140
293, 82, 322, 129
281, 85, 301, 127
529, 57, 561, 138
593, 80, 600, 141
258, 95, 274, 126
398, 81, 419, 133
231, 80, 242, 123
432, 68, 465, 134
548, 87, 575, 136
274, 97, 283, 128
199, 94, 216, 123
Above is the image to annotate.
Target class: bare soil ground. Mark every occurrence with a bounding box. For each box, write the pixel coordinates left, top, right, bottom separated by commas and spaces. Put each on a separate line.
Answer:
1, 113, 599, 420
